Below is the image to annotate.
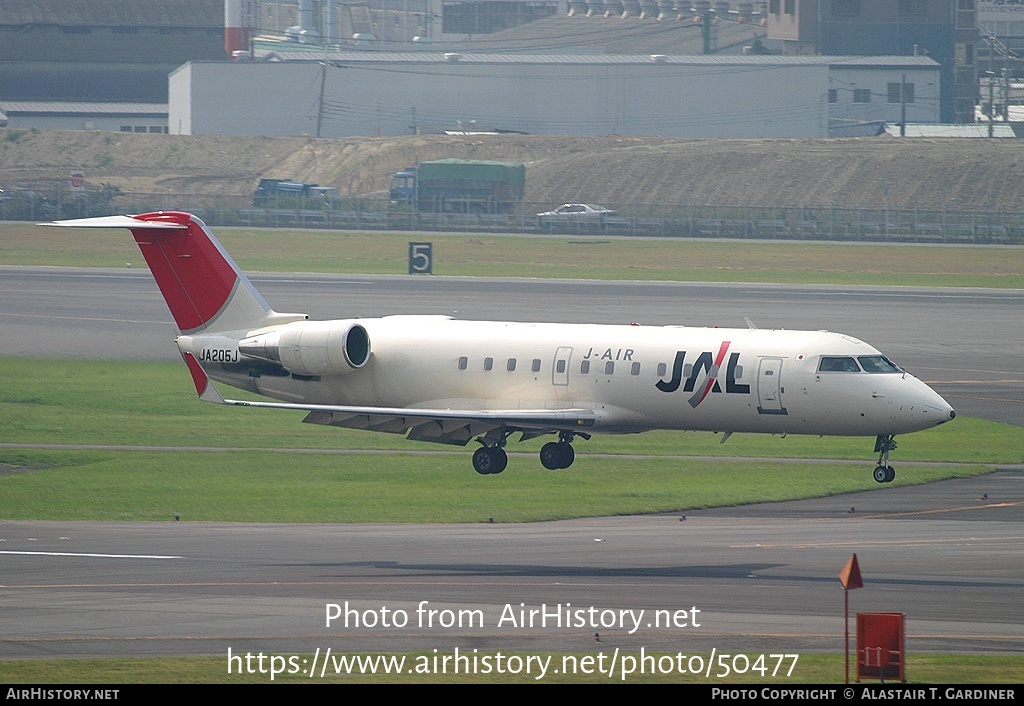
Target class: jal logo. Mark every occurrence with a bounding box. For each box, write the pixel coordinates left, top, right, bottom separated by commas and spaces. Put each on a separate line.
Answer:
655, 341, 749, 408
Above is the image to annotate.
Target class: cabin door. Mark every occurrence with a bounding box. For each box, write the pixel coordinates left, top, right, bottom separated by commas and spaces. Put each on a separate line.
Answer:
757, 357, 787, 415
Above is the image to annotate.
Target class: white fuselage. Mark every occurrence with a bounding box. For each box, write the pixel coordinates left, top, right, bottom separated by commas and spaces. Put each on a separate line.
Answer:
180, 315, 954, 438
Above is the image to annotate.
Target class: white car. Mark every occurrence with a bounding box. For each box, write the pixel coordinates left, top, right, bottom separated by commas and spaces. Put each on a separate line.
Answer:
537, 203, 621, 231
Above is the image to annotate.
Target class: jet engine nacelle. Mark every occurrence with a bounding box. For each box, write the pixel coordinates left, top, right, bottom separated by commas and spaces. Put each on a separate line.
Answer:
238, 320, 371, 376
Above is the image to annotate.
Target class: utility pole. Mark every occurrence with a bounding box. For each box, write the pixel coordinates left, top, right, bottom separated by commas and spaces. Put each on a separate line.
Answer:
1004, 67, 1012, 123
988, 74, 995, 138
316, 43, 327, 138
900, 74, 907, 137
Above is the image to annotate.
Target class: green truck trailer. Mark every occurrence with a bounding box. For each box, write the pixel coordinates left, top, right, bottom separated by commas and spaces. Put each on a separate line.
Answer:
389, 159, 526, 214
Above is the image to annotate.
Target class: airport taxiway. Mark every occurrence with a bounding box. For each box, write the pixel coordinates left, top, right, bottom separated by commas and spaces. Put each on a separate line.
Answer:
0, 266, 1021, 661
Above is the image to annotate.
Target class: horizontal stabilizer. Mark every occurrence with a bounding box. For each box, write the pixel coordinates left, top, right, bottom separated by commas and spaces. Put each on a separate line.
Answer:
39, 215, 187, 230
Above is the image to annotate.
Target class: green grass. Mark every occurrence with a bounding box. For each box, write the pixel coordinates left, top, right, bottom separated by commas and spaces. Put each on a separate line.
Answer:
0, 448, 991, 523
0, 356, 1017, 523
2, 357, 1021, 464
1, 653, 1021, 683
5, 223, 1023, 287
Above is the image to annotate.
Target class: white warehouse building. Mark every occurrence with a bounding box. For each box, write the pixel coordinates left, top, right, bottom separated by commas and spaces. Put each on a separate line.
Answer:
169, 53, 940, 138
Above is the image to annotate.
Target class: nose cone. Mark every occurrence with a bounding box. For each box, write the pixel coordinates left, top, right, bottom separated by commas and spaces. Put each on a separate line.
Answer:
899, 374, 956, 430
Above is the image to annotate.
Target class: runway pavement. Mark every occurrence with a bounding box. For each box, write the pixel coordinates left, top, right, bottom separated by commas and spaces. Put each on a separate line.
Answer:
2, 467, 1022, 660
1, 265, 1022, 667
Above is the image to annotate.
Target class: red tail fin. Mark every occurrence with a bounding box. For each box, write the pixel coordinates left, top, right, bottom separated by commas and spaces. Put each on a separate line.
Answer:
42, 212, 278, 334
127, 211, 252, 332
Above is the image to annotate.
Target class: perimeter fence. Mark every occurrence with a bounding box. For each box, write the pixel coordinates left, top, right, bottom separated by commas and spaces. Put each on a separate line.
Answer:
2, 186, 1022, 244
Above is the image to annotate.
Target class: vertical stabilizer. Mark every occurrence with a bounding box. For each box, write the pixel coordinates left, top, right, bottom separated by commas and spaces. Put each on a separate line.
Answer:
125, 211, 270, 333
41, 211, 295, 334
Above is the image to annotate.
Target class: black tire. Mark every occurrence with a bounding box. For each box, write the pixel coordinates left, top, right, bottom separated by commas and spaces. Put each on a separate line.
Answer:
558, 443, 575, 469
885, 466, 896, 483
473, 447, 506, 475
540, 442, 563, 470
491, 447, 508, 474
540, 442, 574, 469
873, 465, 889, 483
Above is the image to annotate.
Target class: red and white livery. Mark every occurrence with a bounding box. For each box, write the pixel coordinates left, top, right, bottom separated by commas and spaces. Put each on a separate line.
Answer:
43, 211, 956, 481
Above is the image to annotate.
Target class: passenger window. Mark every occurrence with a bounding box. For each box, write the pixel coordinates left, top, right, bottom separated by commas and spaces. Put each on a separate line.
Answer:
484, 357, 493, 371
657, 363, 667, 377
458, 356, 468, 370
556, 360, 566, 374
581, 360, 590, 374
532, 358, 541, 372
507, 358, 516, 371
818, 356, 860, 373
605, 361, 614, 375
631, 362, 641, 375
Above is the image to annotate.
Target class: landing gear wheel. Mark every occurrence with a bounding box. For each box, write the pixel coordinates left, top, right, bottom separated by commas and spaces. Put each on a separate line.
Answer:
473, 447, 507, 475
540, 442, 562, 470
540, 442, 574, 469
872, 465, 896, 484
558, 443, 575, 469
872, 435, 899, 484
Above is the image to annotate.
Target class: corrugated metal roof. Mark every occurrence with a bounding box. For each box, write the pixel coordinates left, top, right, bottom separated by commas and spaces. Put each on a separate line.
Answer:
828, 56, 942, 68
884, 123, 1016, 138
0, 101, 168, 116
426, 14, 770, 56
0, 0, 221, 27
261, 51, 940, 67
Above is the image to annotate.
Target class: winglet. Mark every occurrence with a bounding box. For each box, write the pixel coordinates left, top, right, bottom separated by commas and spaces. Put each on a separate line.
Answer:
181, 352, 226, 404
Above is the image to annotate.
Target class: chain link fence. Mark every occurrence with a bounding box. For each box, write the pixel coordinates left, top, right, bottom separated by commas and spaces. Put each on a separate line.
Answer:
3, 185, 1022, 244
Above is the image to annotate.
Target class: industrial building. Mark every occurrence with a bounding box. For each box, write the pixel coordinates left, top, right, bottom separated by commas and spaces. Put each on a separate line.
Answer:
765, 0, 979, 124
978, 0, 1024, 74
0, 102, 168, 133
169, 52, 939, 138
253, 0, 766, 46
0, 0, 223, 103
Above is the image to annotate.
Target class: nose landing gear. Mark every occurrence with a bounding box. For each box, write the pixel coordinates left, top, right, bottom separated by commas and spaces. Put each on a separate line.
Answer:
873, 435, 898, 483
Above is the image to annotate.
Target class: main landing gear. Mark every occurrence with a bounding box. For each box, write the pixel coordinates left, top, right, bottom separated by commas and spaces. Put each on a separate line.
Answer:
873, 434, 898, 484
472, 430, 587, 474
540, 432, 577, 470
473, 445, 508, 475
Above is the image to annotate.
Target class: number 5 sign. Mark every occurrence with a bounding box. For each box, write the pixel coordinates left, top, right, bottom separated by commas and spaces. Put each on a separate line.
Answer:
408, 242, 433, 274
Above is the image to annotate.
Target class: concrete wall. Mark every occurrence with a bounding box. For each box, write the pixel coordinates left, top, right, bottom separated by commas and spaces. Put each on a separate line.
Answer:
170, 59, 832, 138
2, 115, 168, 132
829, 65, 941, 125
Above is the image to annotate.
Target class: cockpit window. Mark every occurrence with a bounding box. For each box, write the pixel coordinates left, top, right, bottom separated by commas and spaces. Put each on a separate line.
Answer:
858, 356, 902, 373
818, 356, 861, 373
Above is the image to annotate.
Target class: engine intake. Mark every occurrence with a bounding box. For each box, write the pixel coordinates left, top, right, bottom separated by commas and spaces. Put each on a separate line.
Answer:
238, 320, 370, 376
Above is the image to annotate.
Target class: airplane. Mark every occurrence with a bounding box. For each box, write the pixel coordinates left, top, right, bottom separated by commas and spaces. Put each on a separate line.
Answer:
43, 211, 956, 483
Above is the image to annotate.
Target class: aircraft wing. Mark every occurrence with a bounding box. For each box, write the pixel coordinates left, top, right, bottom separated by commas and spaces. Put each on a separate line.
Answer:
182, 352, 595, 446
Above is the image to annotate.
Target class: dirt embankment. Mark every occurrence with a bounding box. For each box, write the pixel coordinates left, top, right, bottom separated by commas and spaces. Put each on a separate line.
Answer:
2, 129, 1023, 211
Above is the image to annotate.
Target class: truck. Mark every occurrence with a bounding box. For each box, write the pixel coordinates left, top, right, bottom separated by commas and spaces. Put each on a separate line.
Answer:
253, 179, 339, 208
389, 159, 525, 214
